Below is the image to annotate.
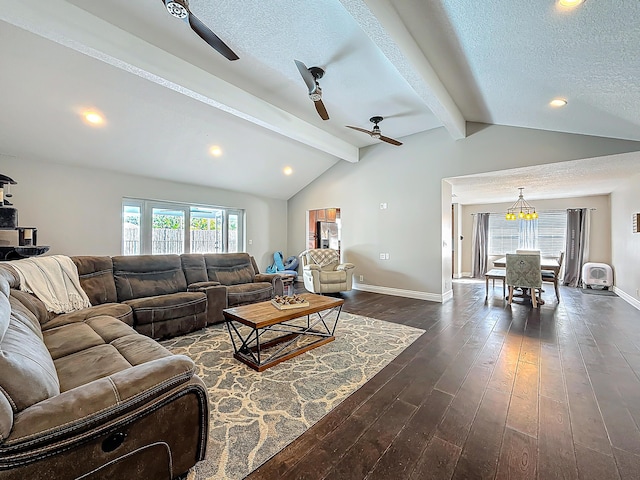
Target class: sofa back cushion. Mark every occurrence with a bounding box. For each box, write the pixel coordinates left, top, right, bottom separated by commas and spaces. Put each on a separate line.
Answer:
203, 253, 256, 286
0, 278, 60, 416
0, 264, 20, 289
180, 254, 208, 285
112, 255, 187, 302
301, 249, 340, 271
72, 256, 118, 305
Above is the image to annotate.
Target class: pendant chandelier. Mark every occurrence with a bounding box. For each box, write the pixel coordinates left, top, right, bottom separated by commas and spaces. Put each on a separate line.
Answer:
505, 188, 538, 221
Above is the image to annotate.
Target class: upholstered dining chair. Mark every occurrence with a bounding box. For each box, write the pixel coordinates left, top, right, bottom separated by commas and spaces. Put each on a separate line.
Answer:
299, 248, 355, 294
505, 253, 543, 308
542, 251, 564, 302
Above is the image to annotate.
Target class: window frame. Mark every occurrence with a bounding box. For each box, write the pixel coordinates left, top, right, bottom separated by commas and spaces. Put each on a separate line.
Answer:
122, 198, 245, 255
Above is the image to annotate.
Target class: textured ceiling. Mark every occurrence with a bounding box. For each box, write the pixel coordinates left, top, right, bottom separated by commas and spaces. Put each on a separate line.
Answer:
0, 0, 639, 200
447, 152, 640, 205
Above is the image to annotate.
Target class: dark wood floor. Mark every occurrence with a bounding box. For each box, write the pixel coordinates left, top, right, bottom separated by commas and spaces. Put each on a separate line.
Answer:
246, 280, 640, 479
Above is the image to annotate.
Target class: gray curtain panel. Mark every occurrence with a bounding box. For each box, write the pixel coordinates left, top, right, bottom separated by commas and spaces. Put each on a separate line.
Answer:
472, 213, 490, 278
563, 208, 590, 287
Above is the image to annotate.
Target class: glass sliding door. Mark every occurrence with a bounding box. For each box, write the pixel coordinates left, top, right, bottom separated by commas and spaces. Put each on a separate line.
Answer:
226, 210, 243, 253
151, 207, 187, 254
122, 202, 142, 255
190, 206, 224, 253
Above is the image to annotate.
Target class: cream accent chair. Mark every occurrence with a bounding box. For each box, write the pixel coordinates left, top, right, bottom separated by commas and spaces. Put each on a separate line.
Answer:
299, 248, 355, 294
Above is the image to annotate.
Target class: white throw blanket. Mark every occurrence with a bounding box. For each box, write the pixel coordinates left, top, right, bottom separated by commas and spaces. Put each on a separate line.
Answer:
9, 255, 91, 313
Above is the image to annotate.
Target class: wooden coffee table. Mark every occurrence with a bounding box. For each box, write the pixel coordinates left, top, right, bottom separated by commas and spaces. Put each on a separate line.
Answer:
223, 293, 344, 371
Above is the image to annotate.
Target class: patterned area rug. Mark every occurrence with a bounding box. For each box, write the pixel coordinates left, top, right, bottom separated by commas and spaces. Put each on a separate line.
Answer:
161, 312, 424, 480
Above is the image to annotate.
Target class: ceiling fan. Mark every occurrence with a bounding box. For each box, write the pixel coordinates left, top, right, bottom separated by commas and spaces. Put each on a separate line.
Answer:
346, 117, 403, 146
294, 60, 329, 121
162, 0, 239, 61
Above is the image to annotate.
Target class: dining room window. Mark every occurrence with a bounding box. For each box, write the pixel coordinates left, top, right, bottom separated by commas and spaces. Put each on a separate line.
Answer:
488, 210, 567, 256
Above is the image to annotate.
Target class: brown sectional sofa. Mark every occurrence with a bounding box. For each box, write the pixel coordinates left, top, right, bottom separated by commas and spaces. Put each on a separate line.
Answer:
0, 251, 283, 478
0, 269, 209, 479
72, 252, 283, 339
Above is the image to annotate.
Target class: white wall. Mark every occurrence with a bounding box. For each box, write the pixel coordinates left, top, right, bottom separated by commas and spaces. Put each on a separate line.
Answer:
611, 173, 640, 308
287, 123, 640, 300
0, 156, 287, 270
458, 195, 611, 277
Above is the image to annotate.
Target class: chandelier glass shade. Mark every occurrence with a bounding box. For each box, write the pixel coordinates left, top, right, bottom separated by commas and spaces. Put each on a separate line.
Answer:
505, 188, 538, 221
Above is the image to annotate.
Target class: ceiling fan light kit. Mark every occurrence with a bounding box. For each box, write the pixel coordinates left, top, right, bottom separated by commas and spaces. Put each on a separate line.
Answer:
346, 116, 403, 146
294, 60, 329, 120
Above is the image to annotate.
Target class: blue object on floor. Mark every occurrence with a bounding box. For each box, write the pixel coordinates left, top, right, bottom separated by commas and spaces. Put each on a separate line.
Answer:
284, 255, 299, 272
266, 251, 298, 278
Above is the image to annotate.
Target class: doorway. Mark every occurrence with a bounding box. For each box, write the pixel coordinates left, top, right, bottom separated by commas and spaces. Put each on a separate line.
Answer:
307, 208, 341, 256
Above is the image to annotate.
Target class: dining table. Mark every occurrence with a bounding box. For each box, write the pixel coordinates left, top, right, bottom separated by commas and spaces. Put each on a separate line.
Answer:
493, 256, 560, 274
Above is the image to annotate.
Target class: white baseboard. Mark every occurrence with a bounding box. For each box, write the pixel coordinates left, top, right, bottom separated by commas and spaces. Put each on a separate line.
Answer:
353, 283, 446, 303
613, 286, 640, 311
453, 272, 473, 278
442, 289, 454, 302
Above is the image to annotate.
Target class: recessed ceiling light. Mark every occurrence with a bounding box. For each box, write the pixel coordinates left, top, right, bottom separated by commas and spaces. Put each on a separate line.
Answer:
283, 166, 293, 176
83, 111, 104, 125
558, 0, 584, 8
549, 98, 568, 107
209, 145, 222, 157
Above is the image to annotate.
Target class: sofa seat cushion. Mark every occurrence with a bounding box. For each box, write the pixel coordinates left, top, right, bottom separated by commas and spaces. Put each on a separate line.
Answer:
55, 344, 133, 392
43, 315, 174, 392
226, 282, 273, 307
1, 293, 60, 413
123, 292, 206, 326
318, 270, 348, 284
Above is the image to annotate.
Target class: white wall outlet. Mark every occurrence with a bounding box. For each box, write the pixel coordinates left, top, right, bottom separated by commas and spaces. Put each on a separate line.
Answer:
379, 253, 385, 260
248, 239, 253, 245
359, 275, 364, 282
385, 253, 390, 260
380, 202, 388, 210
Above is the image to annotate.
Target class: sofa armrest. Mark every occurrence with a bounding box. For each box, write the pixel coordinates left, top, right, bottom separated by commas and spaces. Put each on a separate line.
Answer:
188, 282, 227, 325
187, 281, 221, 289
336, 263, 356, 271
303, 264, 321, 271
43, 303, 134, 329
254, 273, 277, 283
254, 273, 283, 297
6, 355, 196, 450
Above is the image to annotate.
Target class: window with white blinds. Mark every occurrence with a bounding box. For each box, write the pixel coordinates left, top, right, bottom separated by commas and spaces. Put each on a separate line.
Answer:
536, 210, 567, 256
488, 215, 519, 255
488, 210, 567, 256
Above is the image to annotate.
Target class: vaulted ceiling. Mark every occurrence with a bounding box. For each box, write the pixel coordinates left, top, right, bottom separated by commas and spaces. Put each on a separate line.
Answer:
1, 0, 639, 200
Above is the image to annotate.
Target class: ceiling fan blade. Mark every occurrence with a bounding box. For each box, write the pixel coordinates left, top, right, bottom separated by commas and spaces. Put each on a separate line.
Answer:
346, 125, 373, 135
314, 100, 330, 121
294, 60, 317, 94
379, 135, 403, 146
187, 12, 239, 61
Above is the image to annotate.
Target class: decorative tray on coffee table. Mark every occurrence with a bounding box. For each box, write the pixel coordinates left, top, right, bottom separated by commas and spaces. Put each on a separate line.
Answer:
271, 294, 310, 310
